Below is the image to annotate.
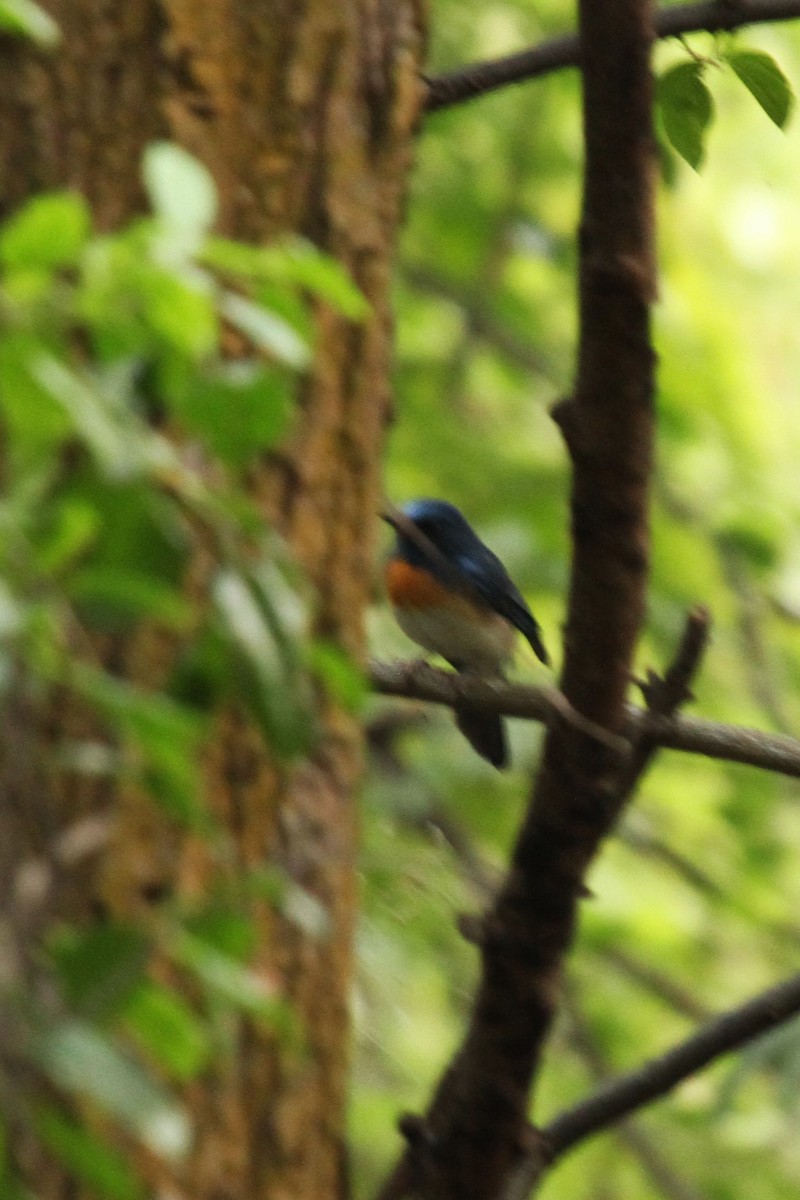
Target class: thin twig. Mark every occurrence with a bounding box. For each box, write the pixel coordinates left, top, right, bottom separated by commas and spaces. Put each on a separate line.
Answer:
540, 970, 800, 1163
558, 989, 706, 1200
616, 605, 710, 796
719, 545, 794, 733
597, 946, 712, 1023
402, 265, 554, 379
368, 660, 800, 780
425, 0, 800, 112
369, 715, 717, 1022
618, 822, 725, 898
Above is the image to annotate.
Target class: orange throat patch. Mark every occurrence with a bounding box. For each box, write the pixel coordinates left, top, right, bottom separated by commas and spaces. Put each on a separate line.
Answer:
385, 559, 454, 609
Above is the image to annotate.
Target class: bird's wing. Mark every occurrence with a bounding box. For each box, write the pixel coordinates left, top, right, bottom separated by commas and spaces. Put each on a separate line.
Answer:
455, 551, 550, 667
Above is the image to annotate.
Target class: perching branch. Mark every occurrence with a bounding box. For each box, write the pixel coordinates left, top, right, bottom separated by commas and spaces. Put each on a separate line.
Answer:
540, 969, 800, 1165
369, 659, 800, 780
426, 0, 800, 112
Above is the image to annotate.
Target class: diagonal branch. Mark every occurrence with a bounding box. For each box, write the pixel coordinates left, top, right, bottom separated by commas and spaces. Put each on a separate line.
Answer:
425, 0, 800, 112
401, 264, 554, 379
369, 659, 800, 780
540, 970, 800, 1164
559, 989, 706, 1200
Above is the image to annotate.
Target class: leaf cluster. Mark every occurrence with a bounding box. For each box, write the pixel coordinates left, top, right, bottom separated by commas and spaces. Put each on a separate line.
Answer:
658, 45, 794, 171
0, 143, 364, 1197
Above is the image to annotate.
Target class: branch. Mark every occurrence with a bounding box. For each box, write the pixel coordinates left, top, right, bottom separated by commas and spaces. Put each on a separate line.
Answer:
719, 542, 794, 732
614, 605, 710, 797
369, 660, 800, 780
402, 264, 554, 379
618, 821, 725, 897
598, 945, 712, 1023
541, 970, 800, 1164
376, 2, 658, 1195
369, 712, 717, 1025
368, 715, 716, 1024
619, 821, 800, 954
559, 990, 706, 1200
425, 0, 800, 112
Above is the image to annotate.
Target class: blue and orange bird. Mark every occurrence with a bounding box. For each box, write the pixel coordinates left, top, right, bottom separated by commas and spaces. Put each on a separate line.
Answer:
384, 499, 550, 768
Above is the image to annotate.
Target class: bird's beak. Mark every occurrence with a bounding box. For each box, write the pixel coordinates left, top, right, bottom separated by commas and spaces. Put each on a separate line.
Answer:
380, 504, 402, 531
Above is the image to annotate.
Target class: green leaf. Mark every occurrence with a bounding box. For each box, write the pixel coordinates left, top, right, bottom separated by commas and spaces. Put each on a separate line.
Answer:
219, 290, 311, 368
170, 361, 293, 467
71, 665, 206, 825
171, 930, 296, 1039
61, 479, 188, 592
0, 0, 59, 46
49, 923, 149, 1018
255, 281, 315, 349
31, 356, 133, 479
274, 240, 370, 320
143, 268, 218, 358
122, 982, 210, 1081
0, 334, 73, 470
35, 1105, 143, 1200
658, 61, 714, 170
655, 131, 678, 189
33, 1020, 191, 1160
727, 50, 795, 129
81, 239, 218, 358
142, 142, 218, 239
309, 640, 366, 713
35, 500, 100, 574
168, 629, 229, 714
69, 567, 193, 631
716, 511, 783, 573
186, 908, 257, 960
30, 356, 177, 482
79, 225, 201, 359
0, 191, 90, 269
203, 236, 369, 320
212, 567, 315, 758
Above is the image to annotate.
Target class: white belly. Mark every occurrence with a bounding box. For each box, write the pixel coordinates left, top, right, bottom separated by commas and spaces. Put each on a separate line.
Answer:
394, 602, 514, 673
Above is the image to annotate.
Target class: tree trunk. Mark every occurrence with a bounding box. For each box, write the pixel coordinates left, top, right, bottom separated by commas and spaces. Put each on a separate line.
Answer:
0, 3, 426, 1198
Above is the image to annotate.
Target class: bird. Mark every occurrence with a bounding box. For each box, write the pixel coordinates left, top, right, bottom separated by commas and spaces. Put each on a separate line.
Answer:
383, 499, 549, 768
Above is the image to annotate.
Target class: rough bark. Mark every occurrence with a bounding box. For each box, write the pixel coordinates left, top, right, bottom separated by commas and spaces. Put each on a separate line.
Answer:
0, 3, 425, 1199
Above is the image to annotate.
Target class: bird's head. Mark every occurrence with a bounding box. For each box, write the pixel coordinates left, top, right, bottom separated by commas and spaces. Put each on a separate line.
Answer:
383, 498, 476, 562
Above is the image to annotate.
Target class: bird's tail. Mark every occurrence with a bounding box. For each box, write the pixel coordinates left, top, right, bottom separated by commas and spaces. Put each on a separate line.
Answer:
455, 708, 508, 769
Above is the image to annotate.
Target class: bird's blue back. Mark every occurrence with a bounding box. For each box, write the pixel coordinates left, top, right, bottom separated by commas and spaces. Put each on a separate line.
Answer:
393, 500, 549, 665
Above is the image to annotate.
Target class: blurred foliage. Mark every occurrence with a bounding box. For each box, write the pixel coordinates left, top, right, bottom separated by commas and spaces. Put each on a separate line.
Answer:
357, 2, 800, 1198
0, 142, 365, 1194
0, 0, 58, 45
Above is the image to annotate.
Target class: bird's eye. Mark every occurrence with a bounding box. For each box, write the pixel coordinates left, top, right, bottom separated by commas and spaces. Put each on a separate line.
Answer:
413, 519, 436, 538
